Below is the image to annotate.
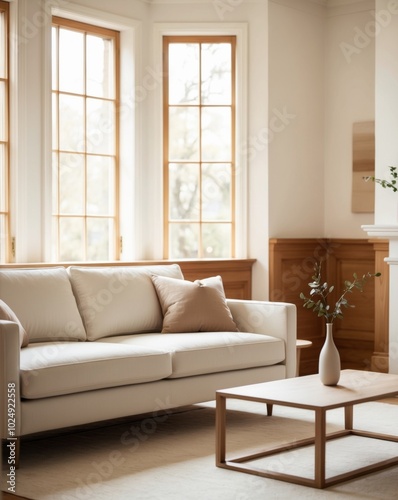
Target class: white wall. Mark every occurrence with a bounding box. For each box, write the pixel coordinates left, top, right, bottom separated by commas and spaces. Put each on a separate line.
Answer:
268, 0, 376, 240
9, 0, 378, 299
10, 0, 48, 262
369, 0, 398, 374
324, 0, 375, 237
268, 0, 325, 239
374, 0, 398, 224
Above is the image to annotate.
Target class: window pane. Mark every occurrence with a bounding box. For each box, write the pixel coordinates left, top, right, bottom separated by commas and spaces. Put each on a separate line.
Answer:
169, 163, 199, 220
51, 216, 59, 259
87, 35, 114, 98
0, 4, 8, 263
52, 93, 58, 149
0, 145, 5, 211
169, 223, 199, 258
51, 26, 58, 90
202, 223, 231, 258
52, 19, 119, 262
0, 215, 6, 262
87, 156, 115, 215
201, 43, 231, 105
169, 106, 199, 161
0, 81, 5, 141
168, 44, 199, 105
59, 94, 85, 151
59, 28, 84, 94
59, 217, 84, 261
201, 107, 231, 161
59, 153, 85, 214
0, 10, 5, 78
52, 152, 59, 211
164, 36, 235, 259
202, 163, 231, 220
86, 98, 115, 154
87, 218, 113, 260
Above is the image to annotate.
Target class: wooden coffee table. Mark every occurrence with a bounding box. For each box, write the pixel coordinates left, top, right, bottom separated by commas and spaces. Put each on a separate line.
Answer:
216, 369, 398, 489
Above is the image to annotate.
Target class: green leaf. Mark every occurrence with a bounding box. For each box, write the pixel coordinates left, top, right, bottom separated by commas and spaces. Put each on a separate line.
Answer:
299, 259, 381, 323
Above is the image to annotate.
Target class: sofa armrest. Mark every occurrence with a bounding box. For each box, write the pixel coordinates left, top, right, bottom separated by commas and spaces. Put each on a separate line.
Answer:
0, 320, 21, 439
227, 299, 297, 379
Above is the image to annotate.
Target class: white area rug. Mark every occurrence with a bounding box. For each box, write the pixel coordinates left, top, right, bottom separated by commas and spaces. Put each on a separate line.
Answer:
2, 400, 398, 499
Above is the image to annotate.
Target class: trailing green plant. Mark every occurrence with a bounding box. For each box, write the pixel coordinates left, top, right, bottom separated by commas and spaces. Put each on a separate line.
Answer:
363, 165, 398, 193
300, 261, 381, 324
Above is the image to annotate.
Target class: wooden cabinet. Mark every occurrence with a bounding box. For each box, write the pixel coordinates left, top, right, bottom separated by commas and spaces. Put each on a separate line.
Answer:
269, 238, 385, 375
370, 240, 389, 372
176, 259, 255, 299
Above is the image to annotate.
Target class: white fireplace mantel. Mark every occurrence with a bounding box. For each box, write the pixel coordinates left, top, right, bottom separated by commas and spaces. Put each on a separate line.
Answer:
362, 224, 398, 262
362, 224, 398, 374
361, 225, 398, 241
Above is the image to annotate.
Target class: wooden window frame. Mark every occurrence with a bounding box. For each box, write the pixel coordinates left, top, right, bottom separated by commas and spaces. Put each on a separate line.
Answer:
0, 0, 9, 263
51, 16, 120, 261
162, 35, 236, 259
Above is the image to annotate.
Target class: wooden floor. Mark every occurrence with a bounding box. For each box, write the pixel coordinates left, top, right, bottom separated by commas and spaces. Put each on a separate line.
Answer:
2, 493, 32, 500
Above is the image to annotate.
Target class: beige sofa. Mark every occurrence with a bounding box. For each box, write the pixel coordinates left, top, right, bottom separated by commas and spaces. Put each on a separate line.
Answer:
0, 264, 296, 464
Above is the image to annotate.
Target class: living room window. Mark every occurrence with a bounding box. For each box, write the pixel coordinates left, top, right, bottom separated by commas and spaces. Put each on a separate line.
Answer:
0, 0, 9, 263
51, 17, 120, 261
163, 36, 236, 259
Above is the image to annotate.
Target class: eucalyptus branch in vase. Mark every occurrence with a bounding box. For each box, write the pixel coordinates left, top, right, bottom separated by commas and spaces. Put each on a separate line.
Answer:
300, 261, 380, 386
299, 261, 381, 324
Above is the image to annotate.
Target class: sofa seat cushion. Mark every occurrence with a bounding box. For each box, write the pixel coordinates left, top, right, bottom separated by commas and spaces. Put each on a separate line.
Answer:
20, 342, 172, 399
99, 332, 285, 378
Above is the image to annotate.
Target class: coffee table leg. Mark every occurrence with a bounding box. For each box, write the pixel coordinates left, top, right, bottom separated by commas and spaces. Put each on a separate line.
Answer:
216, 393, 226, 465
314, 408, 326, 488
345, 404, 353, 430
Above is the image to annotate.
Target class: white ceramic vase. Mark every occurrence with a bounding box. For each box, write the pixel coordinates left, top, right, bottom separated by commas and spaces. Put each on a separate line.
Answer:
319, 322, 341, 386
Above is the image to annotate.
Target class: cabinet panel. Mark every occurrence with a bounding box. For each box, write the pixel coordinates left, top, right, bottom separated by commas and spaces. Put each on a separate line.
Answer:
269, 238, 381, 375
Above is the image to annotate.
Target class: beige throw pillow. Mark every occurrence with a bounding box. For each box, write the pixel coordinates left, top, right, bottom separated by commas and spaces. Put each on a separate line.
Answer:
0, 299, 29, 347
151, 275, 238, 333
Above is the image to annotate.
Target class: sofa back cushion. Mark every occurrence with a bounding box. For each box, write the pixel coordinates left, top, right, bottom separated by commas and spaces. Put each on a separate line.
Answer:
0, 267, 86, 343
68, 264, 184, 341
